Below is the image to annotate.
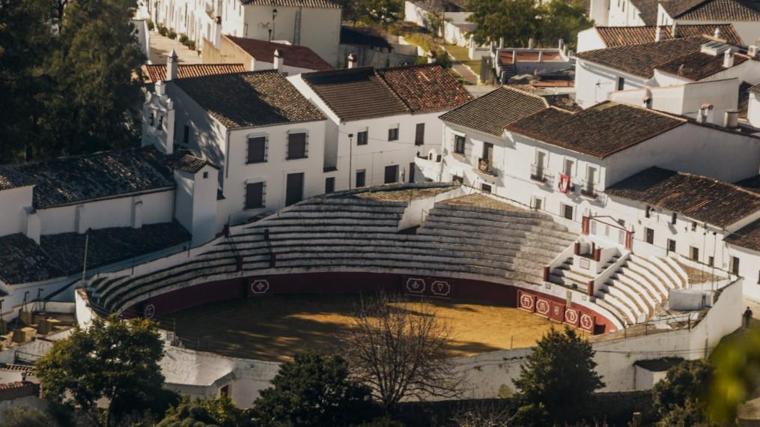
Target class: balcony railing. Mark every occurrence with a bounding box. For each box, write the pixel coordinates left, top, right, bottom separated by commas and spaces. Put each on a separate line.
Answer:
478, 158, 497, 177
530, 163, 548, 183
580, 182, 598, 199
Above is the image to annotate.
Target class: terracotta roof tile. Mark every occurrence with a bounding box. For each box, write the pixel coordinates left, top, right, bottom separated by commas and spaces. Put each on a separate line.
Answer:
595, 24, 741, 47
656, 51, 748, 80
0, 148, 178, 209
142, 63, 246, 83
608, 167, 760, 228
506, 102, 685, 158
226, 36, 332, 71
440, 87, 548, 136
576, 36, 708, 78
630, 0, 661, 24
727, 219, 760, 252
752, 83, 760, 94
376, 64, 472, 113
240, 0, 339, 7
669, 0, 760, 19
302, 67, 411, 120
175, 70, 325, 128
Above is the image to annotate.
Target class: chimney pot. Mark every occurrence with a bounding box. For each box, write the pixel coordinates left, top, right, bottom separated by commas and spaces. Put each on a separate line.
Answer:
655, 26, 662, 42
723, 49, 734, 68
714, 27, 721, 38
671, 22, 678, 38
347, 52, 357, 69
273, 49, 283, 70
166, 49, 178, 81
427, 50, 436, 64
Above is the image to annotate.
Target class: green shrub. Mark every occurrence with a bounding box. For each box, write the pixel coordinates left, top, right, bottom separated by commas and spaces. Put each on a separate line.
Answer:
186, 40, 196, 51
167, 29, 177, 39
147, 19, 154, 31
157, 25, 168, 36
179, 34, 188, 44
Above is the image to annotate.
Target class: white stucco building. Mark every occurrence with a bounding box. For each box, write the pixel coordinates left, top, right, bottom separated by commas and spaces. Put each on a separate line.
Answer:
288, 64, 473, 188
201, 34, 333, 74
141, 0, 342, 65
576, 23, 742, 53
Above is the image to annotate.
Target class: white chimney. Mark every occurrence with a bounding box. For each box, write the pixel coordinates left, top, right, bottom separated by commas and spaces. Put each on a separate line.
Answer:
528, 38, 534, 49
723, 49, 734, 68
427, 50, 436, 64
558, 38, 564, 50
273, 49, 283, 71
671, 22, 678, 38
499, 37, 505, 49
749, 43, 759, 59
655, 26, 662, 42
167, 49, 178, 81
347, 52, 357, 69
714, 27, 721, 39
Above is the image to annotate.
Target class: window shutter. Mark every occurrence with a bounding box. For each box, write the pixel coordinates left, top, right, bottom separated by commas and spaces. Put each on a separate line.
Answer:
415, 123, 425, 145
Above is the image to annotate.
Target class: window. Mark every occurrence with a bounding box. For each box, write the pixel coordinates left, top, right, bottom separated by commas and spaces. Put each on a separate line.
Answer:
357, 130, 368, 145
671, 212, 678, 225
563, 159, 574, 176
452, 175, 463, 184
454, 135, 465, 154
384, 165, 399, 184
532, 197, 543, 210
287, 133, 307, 159
388, 127, 399, 141
325, 177, 335, 194
709, 256, 714, 267
482, 142, 493, 161
645, 227, 654, 244
244, 182, 265, 209
562, 204, 573, 220
408, 162, 415, 183
616, 77, 625, 91
415, 123, 425, 146
667, 239, 676, 253
645, 205, 651, 218
247, 136, 267, 163
481, 183, 492, 193
285, 173, 304, 206
692, 221, 697, 231
532, 151, 546, 181
183, 125, 190, 144
220, 385, 230, 397
731, 256, 740, 275
202, 171, 209, 179
356, 169, 366, 187
149, 112, 155, 127
690, 246, 699, 261
583, 166, 597, 197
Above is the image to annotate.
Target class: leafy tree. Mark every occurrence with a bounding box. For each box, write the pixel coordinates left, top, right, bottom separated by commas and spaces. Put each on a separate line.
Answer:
466, 0, 539, 46
35, 317, 167, 427
651, 359, 714, 426
158, 396, 251, 427
252, 352, 375, 427
513, 328, 604, 424
344, 293, 461, 410
363, 0, 403, 28
537, 0, 592, 50
2, 407, 58, 427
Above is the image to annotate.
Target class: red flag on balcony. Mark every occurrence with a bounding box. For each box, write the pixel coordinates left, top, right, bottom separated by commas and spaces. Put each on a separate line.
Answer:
558, 173, 571, 193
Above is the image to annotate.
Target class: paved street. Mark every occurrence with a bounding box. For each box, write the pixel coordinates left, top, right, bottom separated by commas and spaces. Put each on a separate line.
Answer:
148, 31, 202, 64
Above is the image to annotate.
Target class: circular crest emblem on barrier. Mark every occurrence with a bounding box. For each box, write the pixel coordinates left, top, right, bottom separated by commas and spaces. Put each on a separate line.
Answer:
564, 308, 579, 324
405, 278, 426, 294
143, 303, 156, 319
430, 281, 451, 296
250, 279, 270, 294
536, 299, 550, 315
519, 293, 534, 310
580, 313, 594, 331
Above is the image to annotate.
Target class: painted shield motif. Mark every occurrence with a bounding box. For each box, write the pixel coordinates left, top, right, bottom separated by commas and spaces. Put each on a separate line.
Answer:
430, 281, 451, 296
536, 299, 550, 316
564, 308, 579, 325
580, 313, 594, 331
519, 293, 535, 310
250, 279, 270, 294
405, 278, 426, 294
143, 304, 156, 319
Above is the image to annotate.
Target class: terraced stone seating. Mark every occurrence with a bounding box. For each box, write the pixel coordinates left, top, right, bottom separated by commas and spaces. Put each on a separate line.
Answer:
595, 255, 688, 326
86, 188, 578, 315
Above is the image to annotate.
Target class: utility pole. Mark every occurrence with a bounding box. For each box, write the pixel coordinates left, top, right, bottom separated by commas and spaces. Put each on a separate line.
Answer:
348, 133, 354, 189
81, 230, 90, 283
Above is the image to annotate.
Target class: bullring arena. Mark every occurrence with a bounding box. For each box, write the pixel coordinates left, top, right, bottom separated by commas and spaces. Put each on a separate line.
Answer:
76, 183, 744, 404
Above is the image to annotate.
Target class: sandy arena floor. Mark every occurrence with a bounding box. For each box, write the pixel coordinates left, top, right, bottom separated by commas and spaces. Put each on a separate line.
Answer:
158, 294, 556, 362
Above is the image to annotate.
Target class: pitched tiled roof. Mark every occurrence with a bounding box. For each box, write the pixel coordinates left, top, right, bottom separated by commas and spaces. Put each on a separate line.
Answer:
302, 67, 411, 121
630, 0, 660, 24
656, 51, 748, 80
175, 70, 325, 128
576, 36, 707, 78
376, 64, 472, 113
225, 36, 332, 71
166, 151, 219, 174
665, 0, 760, 19
240, 0, 339, 7
506, 102, 686, 159
595, 24, 741, 48
0, 148, 178, 209
142, 63, 247, 83
440, 87, 548, 136
607, 167, 760, 227
726, 219, 760, 252
0, 222, 190, 285
752, 83, 760, 94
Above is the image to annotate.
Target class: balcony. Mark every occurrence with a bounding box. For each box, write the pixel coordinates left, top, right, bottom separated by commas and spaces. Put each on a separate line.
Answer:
580, 183, 598, 199
530, 163, 548, 183
478, 158, 498, 177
